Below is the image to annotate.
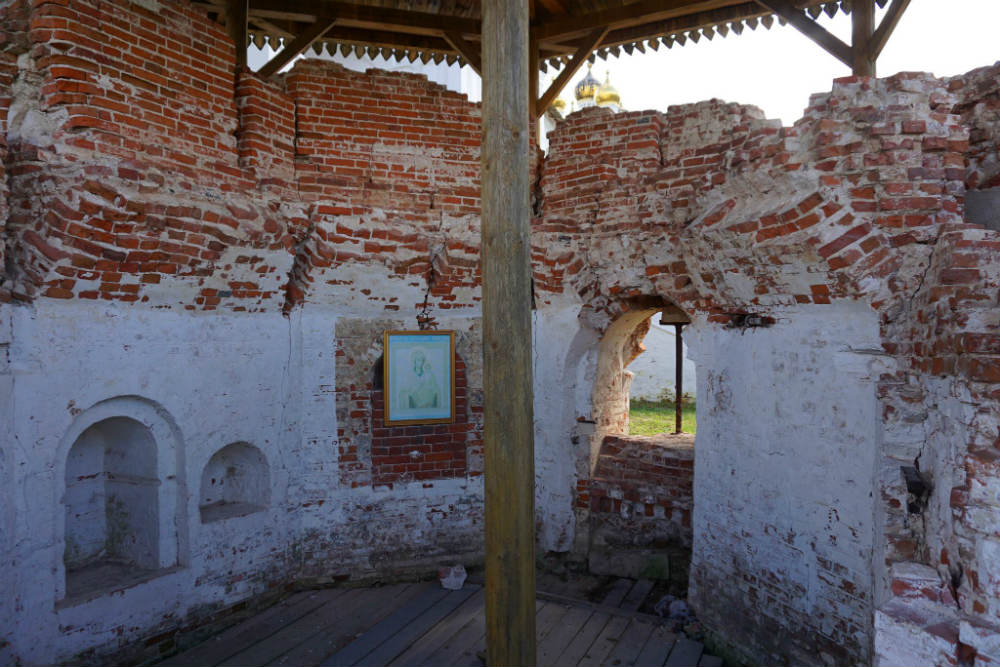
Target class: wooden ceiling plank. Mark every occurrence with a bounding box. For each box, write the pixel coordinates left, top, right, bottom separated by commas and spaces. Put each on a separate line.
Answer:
257, 16, 337, 77
247, 16, 293, 40
533, 0, 734, 41
755, 0, 851, 66
443, 30, 482, 74
249, 0, 479, 36
869, 0, 909, 59
592, 2, 772, 51
535, 26, 608, 119
537, 0, 569, 16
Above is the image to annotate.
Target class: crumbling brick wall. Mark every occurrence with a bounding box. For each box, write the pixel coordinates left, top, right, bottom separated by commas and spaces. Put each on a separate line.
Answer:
2, 1, 1000, 665
584, 434, 693, 584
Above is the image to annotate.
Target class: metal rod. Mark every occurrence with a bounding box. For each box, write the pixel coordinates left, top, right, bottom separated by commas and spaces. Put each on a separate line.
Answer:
674, 323, 683, 434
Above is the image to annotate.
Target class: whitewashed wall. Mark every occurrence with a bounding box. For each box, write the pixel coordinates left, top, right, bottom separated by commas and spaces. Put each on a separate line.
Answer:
687, 301, 889, 665
628, 320, 698, 401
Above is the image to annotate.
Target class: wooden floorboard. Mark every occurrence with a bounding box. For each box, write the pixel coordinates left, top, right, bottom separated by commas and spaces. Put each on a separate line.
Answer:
159, 580, 724, 667
620, 578, 655, 612
158, 590, 340, 667
605, 618, 657, 667
578, 615, 631, 667
221, 588, 365, 667
321, 584, 447, 666
601, 578, 634, 608
269, 584, 422, 666
542, 609, 610, 666
536, 605, 593, 665
665, 637, 704, 667
634, 625, 678, 667
388, 589, 485, 666
358, 587, 477, 666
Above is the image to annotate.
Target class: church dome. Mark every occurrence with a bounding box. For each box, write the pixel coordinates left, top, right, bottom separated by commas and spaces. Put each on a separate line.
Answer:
595, 71, 621, 108
574, 63, 600, 103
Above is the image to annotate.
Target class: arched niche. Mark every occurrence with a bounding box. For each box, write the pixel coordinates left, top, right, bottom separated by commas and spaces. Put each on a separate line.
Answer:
199, 442, 270, 522
64, 417, 160, 597
57, 396, 185, 603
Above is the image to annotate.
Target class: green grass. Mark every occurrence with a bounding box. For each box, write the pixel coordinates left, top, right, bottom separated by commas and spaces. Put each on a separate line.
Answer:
628, 399, 697, 436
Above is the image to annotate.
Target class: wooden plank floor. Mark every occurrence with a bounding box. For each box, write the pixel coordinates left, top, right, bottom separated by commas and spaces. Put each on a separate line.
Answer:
158, 578, 722, 667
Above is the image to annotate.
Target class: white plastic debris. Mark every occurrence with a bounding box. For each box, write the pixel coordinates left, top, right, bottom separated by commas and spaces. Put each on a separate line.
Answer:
438, 564, 467, 590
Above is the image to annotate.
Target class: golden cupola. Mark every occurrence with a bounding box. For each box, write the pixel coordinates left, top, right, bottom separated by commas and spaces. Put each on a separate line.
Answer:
574, 63, 600, 105
595, 71, 621, 109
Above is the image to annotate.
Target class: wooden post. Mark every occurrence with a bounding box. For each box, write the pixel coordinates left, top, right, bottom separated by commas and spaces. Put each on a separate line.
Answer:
852, 0, 875, 76
674, 323, 683, 434
481, 1, 537, 666
227, 0, 248, 71
528, 36, 539, 122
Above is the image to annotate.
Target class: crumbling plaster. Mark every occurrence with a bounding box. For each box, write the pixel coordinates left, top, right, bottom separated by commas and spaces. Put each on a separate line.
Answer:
1, 1, 1000, 664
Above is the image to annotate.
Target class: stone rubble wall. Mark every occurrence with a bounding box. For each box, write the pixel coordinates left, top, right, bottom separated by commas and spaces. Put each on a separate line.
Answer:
0, 0, 999, 665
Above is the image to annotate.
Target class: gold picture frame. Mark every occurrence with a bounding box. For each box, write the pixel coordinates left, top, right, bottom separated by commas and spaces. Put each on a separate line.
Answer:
383, 330, 456, 426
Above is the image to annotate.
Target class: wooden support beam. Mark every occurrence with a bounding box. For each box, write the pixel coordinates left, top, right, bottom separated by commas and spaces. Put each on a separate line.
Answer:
755, 0, 851, 67
443, 30, 482, 75
870, 0, 909, 60
852, 0, 875, 75
529, 36, 539, 121
226, 0, 249, 71
481, 0, 537, 665
535, 27, 607, 118
257, 17, 337, 77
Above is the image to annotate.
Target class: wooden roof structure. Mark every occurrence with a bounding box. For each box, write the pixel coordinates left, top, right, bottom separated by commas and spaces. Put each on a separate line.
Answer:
201, 0, 910, 115
195, 1, 909, 665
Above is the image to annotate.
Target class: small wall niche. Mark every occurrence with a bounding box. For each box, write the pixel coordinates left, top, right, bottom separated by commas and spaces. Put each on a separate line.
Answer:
64, 417, 160, 600
199, 442, 270, 523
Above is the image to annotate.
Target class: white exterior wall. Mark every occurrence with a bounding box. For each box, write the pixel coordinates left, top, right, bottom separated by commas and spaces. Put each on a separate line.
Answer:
628, 320, 698, 401
0, 294, 589, 663
687, 301, 888, 664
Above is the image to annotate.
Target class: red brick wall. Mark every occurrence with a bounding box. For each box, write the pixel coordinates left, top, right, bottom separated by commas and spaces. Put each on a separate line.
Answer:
583, 434, 693, 543
370, 355, 474, 487
4, 3, 1000, 663
0, 49, 15, 304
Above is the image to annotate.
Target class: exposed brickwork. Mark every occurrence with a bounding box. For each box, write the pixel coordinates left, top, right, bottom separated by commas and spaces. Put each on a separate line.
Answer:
2, 1, 1000, 665
371, 355, 474, 487
950, 63, 1000, 191
0, 49, 15, 304
586, 434, 693, 542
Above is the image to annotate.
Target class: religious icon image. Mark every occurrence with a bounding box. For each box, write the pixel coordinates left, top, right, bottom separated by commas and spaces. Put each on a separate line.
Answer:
383, 331, 456, 425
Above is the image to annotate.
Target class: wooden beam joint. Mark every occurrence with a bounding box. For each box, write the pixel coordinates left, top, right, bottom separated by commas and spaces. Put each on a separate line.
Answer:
257, 16, 337, 77
534, 26, 607, 119
442, 30, 482, 75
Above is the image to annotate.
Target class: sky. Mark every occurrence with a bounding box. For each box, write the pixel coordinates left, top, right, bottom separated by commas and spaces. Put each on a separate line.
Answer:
253, 0, 1000, 127
561, 0, 1000, 125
